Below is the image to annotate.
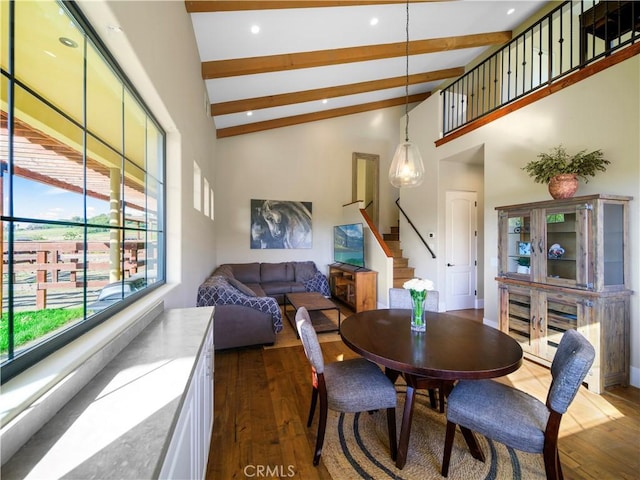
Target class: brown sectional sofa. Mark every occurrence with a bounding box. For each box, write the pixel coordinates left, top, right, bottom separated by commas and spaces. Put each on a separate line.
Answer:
196, 261, 330, 349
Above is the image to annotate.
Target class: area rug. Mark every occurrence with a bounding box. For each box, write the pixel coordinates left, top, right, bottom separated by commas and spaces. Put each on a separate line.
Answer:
322, 388, 545, 480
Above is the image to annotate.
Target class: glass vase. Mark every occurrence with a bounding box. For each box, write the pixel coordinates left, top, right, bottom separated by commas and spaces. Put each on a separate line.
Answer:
410, 289, 427, 332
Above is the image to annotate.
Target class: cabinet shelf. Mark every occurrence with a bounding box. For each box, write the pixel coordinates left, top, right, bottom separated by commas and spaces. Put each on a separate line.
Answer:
496, 194, 632, 394
329, 263, 377, 313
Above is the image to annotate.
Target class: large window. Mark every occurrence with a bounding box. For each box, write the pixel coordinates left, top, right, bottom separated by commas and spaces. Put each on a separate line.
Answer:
0, 0, 165, 382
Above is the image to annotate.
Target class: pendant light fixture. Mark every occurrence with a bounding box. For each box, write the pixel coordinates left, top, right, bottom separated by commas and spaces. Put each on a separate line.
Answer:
388, 0, 425, 188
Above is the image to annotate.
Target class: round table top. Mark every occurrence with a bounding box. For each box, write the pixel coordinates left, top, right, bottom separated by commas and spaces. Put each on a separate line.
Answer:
340, 309, 523, 380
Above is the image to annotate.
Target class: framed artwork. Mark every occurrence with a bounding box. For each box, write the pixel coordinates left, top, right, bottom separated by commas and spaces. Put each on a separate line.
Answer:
250, 199, 312, 249
518, 241, 531, 256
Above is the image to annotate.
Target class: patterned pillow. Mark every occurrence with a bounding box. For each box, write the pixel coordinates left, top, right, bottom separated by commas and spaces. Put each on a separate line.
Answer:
304, 271, 331, 297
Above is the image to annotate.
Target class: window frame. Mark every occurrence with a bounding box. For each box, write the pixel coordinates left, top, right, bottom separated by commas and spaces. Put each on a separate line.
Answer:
1, 0, 166, 383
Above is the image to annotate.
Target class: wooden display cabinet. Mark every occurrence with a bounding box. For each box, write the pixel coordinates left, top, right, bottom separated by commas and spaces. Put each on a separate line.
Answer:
496, 194, 632, 393
329, 263, 377, 313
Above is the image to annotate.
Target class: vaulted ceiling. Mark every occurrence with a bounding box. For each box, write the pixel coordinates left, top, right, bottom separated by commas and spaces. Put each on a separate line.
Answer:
186, 0, 548, 138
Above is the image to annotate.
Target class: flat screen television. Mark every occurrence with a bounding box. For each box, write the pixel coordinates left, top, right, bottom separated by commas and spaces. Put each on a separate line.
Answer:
333, 223, 365, 268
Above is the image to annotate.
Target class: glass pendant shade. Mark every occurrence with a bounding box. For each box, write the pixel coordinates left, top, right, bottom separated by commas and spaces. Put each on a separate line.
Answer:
388, 140, 425, 188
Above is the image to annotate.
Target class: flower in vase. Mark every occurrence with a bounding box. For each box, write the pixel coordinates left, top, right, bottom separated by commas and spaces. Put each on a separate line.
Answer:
403, 278, 435, 293
403, 278, 434, 331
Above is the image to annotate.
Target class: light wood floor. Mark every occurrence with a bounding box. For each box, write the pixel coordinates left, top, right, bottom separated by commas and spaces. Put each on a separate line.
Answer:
206, 308, 640, 480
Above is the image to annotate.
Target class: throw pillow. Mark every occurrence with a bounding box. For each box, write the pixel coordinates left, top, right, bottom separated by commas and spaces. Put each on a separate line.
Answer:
227, 277, 257, 297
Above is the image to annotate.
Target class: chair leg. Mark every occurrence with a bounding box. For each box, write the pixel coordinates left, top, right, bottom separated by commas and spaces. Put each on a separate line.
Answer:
386, 407, 397, 461
307, 387, 318, 427
543, 445, 562, 480
428, 388, 438, 409
396, 385, 417, 469
441, 420, 456, 477
459, 426, 485, 462
313, 397, 328, 466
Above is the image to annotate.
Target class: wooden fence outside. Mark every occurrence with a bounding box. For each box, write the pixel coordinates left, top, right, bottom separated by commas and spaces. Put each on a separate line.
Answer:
3, 241, 147, 309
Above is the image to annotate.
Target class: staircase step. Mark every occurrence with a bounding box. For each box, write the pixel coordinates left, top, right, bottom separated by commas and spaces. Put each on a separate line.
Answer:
385, 241, 402, 257
393, 278, 413, 288
383, 233, 399, 241
390, 226, 399, 235
393, 257, 409, 268
394, 266, 415, 278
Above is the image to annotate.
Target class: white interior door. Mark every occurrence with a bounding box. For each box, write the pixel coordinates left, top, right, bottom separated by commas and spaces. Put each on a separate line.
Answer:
445, 191, 477, 310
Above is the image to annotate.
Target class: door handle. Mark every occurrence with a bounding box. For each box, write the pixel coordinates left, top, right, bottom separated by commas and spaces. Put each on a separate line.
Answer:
447, 263, 454, 267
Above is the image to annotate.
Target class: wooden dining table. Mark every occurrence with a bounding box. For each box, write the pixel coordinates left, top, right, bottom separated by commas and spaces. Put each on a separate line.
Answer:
340, 309, 523, 469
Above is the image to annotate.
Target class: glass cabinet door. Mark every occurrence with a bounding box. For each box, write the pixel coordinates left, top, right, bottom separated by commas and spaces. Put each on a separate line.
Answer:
542, 204, 592, 289
502, 211, 532, 277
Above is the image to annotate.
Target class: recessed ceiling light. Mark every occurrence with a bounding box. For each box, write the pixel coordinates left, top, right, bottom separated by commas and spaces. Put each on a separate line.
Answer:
370, 18, 379, 26
251, 25, 260, 34
59, 37, 78, 48
247, 111, 253, 116
507, 8, 515, 15
108, 25, 123, 33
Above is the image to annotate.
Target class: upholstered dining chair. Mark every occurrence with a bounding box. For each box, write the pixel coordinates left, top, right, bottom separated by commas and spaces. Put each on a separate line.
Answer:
388, 287, 450, 413
295, 307, 398, 466
441, 329, 595, 479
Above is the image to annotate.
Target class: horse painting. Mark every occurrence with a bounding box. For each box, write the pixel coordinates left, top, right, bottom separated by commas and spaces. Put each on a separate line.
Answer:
250, 199, 312, 249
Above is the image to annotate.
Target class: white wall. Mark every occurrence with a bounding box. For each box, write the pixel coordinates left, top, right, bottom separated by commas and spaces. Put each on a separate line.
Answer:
214, 106, 407, 275
78, 0, 218, 307
402, 55, 640, 387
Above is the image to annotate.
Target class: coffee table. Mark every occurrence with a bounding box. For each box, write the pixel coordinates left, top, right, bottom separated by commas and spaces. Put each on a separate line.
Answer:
284, 292, 341, 335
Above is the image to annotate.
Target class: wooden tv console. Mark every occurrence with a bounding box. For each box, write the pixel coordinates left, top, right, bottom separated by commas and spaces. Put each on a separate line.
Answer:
329, 263, 377, 313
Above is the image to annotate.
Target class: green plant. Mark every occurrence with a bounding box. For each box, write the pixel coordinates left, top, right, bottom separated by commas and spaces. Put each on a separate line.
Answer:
517, 257, 530, 267
522, 145, 610, 184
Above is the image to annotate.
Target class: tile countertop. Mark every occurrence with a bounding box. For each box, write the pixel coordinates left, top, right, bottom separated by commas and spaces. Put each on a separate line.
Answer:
1, 307, 214, 480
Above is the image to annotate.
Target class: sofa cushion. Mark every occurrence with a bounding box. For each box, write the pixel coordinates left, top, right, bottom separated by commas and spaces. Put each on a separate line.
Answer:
212, 264, 234, 278
260, 262, 294, 283
229, 263, 261, 283
262, 281, 304, 296
227, 277, 256, 297
290, 283, 307, 293
294, 261, 318, 282
245, 283, 266, 297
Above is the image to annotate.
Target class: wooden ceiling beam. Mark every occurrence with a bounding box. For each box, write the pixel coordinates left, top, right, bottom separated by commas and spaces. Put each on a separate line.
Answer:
216, 92, 429, 138
201, 32, 511, 79
211, 67, 463, 115
186, 1, 441, 13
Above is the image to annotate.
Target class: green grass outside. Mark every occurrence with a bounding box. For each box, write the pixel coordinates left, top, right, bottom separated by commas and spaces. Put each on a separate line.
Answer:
0, 308, 84, 354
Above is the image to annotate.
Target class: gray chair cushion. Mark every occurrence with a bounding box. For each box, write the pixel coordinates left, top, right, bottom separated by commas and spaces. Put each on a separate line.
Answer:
296, 306, 396, 413
389, 287, 438, 312
447, 329, 595, 455
296, 307, 325, 373
549, 329, 595, 414
324, 358, 397, 412
447, 379, 549, 453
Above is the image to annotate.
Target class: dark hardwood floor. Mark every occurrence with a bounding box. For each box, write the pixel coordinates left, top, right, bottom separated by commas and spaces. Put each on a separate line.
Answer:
206, 308, 640, 479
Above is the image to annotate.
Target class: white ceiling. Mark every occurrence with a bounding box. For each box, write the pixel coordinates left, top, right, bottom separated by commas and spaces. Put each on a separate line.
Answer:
187, 1, 548, 137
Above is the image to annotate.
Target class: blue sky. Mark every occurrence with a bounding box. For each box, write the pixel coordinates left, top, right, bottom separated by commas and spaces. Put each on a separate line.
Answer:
8, 176, 108, 225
